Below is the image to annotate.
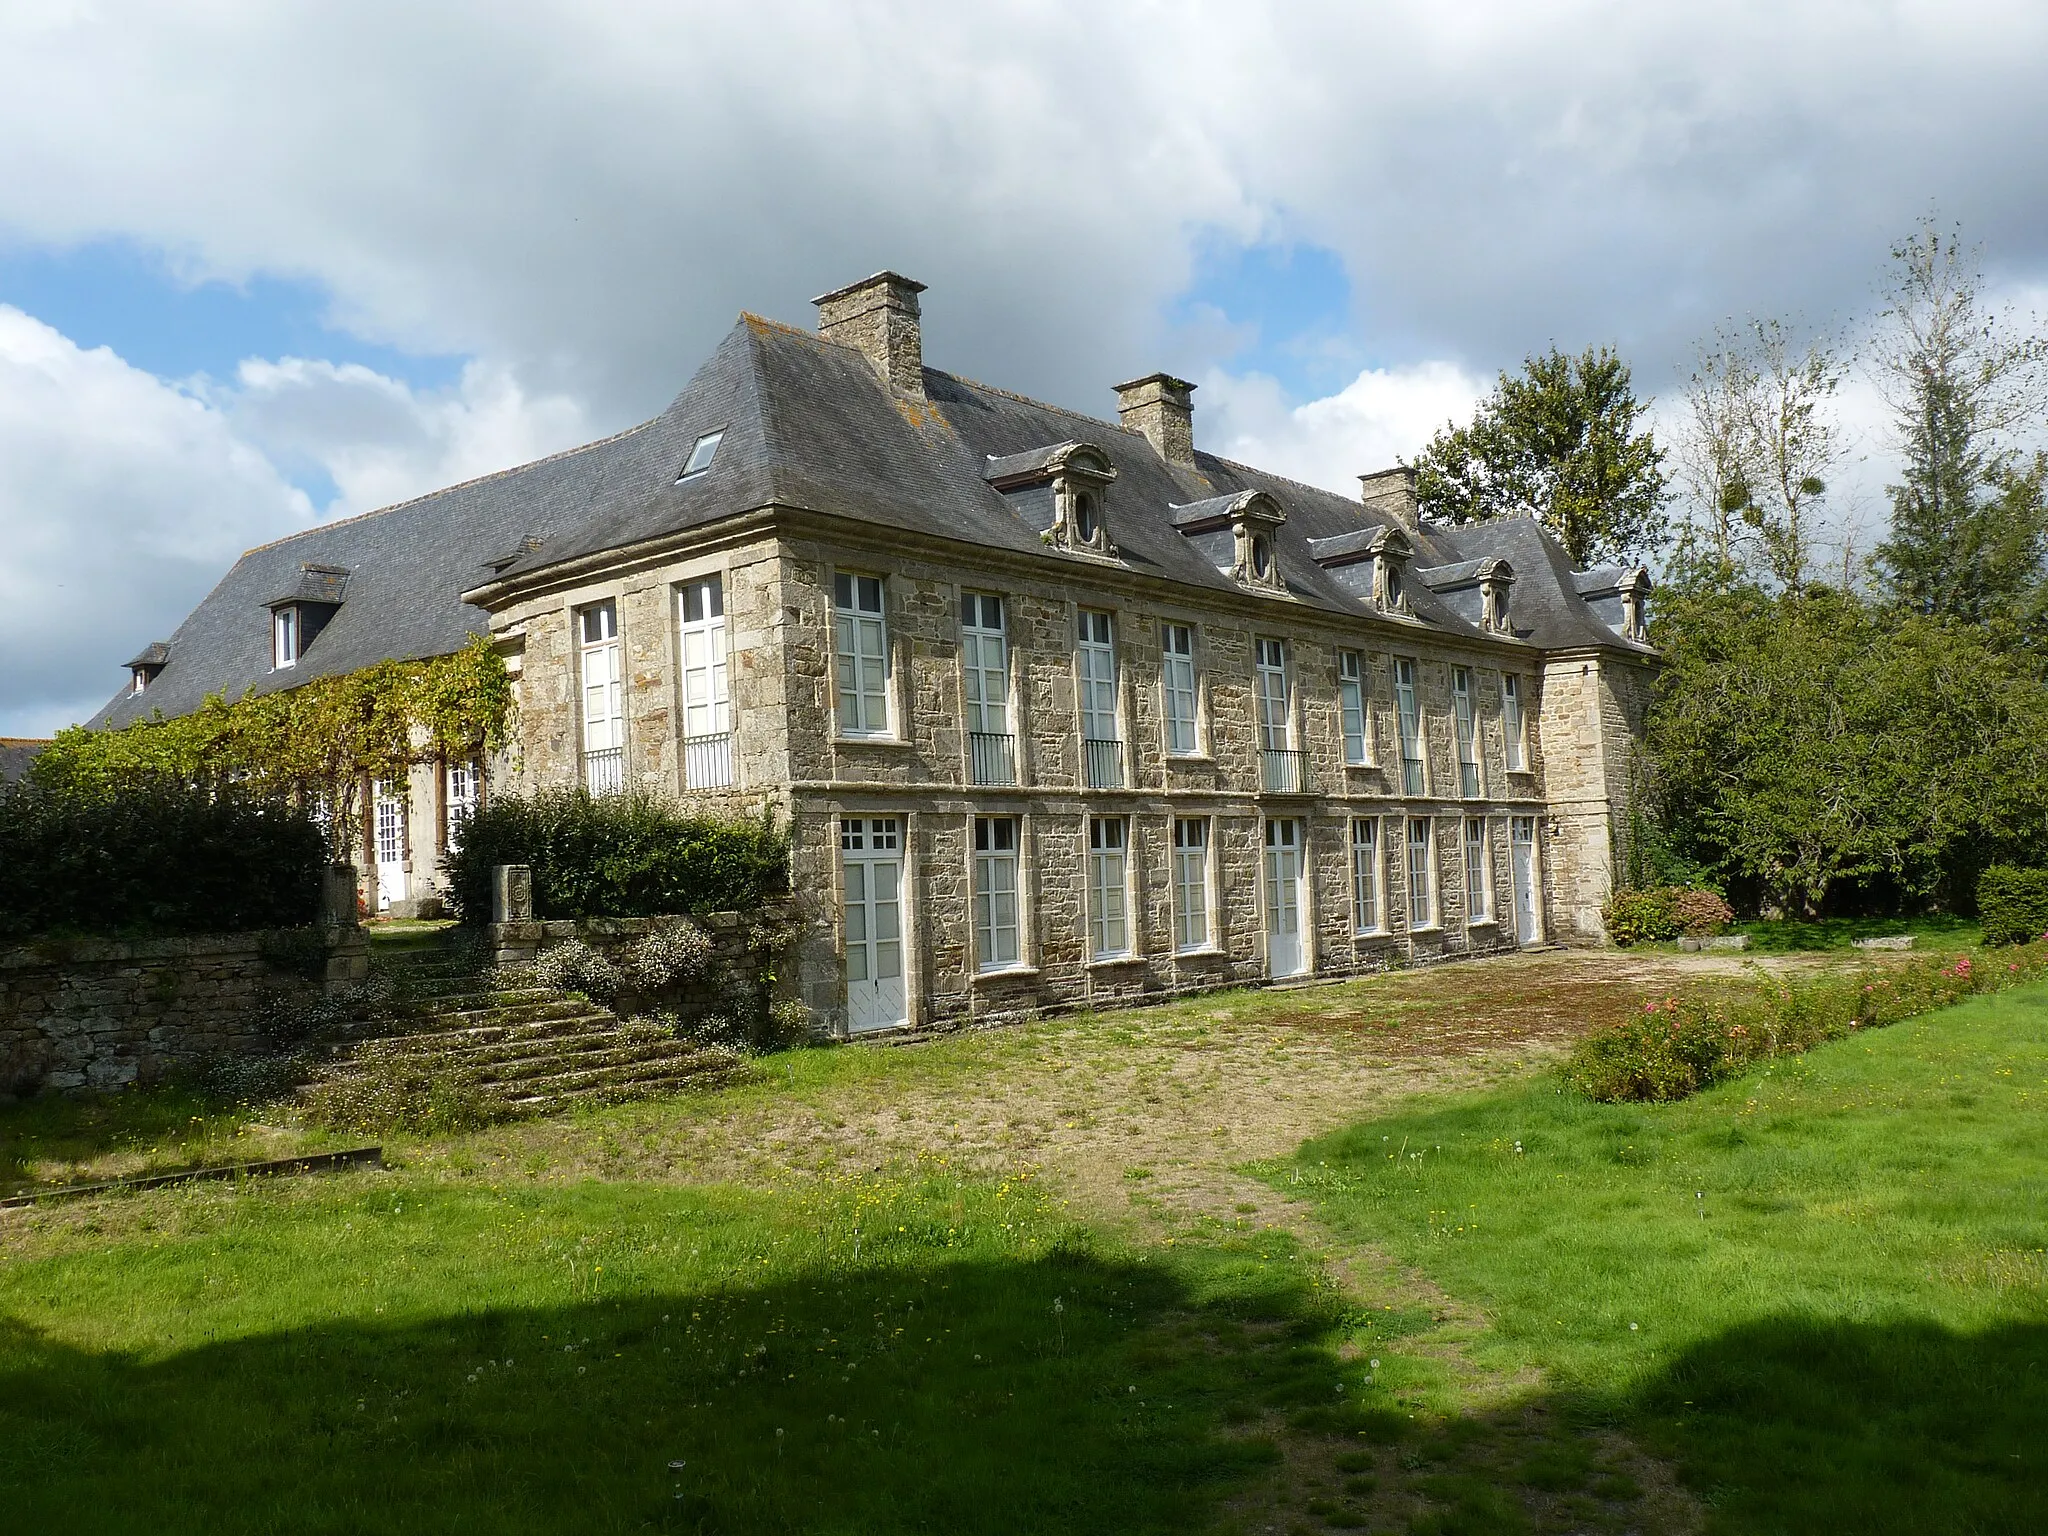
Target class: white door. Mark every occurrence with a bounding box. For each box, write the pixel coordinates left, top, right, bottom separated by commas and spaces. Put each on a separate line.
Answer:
1264, 819, 1306, 978
841, 817, 907, 1033
374, 781, 407, 911
1511, 815, 1540, 944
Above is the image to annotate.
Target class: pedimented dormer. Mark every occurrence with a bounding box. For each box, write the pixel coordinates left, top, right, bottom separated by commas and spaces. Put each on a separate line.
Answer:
1307, 523, 1414, 616
1575, 565, 1653, 644
1414, 556, 1517, 635
1170, 490, 1288, 594
984, 440, 1121, 558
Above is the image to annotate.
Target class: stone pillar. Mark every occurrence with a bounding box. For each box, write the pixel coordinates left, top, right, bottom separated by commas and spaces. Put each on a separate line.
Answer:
490, 863, 541, 965
322, 863, 371, 992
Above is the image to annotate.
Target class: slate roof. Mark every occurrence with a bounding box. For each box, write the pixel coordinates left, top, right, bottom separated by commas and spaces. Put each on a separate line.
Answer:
0, 739, 47, 787
95, 310, 1649, 729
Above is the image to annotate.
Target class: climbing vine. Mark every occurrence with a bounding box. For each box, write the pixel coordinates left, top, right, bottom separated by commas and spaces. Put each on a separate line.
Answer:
32, 635, 515, 855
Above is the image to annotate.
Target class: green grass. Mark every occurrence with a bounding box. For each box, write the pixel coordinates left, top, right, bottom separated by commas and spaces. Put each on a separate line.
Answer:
1730, 912, 1982, 953
0, 1168, 1380, 1534
1275, 981, 2048, 1534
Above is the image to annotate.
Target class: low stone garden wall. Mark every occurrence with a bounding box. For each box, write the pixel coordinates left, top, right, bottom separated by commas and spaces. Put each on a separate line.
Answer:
0, 931, 338, 1097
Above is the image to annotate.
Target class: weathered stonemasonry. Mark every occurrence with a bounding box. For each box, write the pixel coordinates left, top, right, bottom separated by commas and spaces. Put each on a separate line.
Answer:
0, 934, 325, 1098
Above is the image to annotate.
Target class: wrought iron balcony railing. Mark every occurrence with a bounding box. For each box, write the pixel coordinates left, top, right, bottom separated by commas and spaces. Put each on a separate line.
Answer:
970, 731, 1017, 787
584, 745, 624, 796
1261, 747, 1312, 794
684, 731, 736, 790
1083, 736, 1124, 790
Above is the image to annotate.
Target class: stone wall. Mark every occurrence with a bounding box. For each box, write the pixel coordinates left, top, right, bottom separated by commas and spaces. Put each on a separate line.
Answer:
0, 932, 328, 1098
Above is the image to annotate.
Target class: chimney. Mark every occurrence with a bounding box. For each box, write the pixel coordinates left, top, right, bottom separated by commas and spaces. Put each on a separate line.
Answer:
1113, 373, 1197, 469
1359, 465, 1419, 534
812, 271, 928, 398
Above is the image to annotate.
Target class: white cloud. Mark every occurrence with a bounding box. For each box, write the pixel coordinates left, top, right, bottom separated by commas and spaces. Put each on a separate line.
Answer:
1201, 361, 1486, 498
0, 309, 589, 734
0, 306, 309, 734
219, 357, 589, 519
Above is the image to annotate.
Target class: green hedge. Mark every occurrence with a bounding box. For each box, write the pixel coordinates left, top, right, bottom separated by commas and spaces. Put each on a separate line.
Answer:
1978, 866, 2048, 948
443, 789, 789, 922
0, 778, 325, 940
1565, 941, 2048, 1102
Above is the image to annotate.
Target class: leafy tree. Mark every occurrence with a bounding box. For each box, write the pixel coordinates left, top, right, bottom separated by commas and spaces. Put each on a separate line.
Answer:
1872, 221, 2048, 623
1648, 588, 2048, 917
1412, 345, 1668, 567
1672, 320, 1846, 592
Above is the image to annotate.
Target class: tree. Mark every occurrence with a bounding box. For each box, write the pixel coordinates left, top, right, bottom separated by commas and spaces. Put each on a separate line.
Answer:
1872, 221, 2048, 622
1412, 345, 1667, 567
1673, 320, 1846, 592
1648, 588, 2048, 917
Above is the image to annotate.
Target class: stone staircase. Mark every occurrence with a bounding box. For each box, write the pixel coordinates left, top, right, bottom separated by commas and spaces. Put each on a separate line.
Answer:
305, 937, 746, 1119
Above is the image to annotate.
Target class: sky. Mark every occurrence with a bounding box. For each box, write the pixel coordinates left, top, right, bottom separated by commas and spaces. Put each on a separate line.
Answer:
3, 0, 2046, 736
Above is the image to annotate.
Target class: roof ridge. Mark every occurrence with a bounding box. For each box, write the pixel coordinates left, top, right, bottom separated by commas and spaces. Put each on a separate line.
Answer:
238, 417, 661, 558
1205, 453, 1367, 509
929, 369, 1133, 439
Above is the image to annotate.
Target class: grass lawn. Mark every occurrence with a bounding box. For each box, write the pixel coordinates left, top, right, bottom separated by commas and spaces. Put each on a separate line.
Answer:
1730, 912, 1983, 953
0, 1164, 1378, 1534
1276, 979, 2048, 1534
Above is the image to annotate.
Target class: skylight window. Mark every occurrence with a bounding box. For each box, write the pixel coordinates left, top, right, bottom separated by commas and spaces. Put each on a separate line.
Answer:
676, 430, 724, 481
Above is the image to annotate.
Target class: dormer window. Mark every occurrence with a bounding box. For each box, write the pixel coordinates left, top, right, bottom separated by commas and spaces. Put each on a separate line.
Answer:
125, 641, 169, 694
1170, 489, 1288, 594
676, 430, 724, 482
1572, 564, 1654, 645
1307, 523, 1412, 616
1621, 571, 1649, 642
273, 607, 300, 669
983, 440, 1120, 558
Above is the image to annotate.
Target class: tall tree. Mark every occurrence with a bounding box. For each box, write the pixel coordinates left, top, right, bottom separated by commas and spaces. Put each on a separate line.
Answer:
1673, 320, 1846, 592
1872, 221, 2048, 622
1412, 345, 1667, 567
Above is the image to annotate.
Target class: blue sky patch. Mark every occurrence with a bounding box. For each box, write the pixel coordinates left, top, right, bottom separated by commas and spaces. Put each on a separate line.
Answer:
0, 237, 462, 392
1171, 237, 1361, 399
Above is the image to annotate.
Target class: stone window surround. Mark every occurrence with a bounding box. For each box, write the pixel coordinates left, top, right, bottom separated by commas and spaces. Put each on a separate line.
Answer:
1169, 812, 1219, 956
1084, 812, 1142, 966
572, 591, 627, 781
670, 557, 737, 791
955, 583, 1020, 771
1258, 813, 1319, 976
968, 807, 1036, 977
1158, 617, 1211, 761
830, 565, 901, 742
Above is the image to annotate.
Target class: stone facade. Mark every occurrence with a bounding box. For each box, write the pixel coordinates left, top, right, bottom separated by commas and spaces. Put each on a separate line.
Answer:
479, 504, 1654, 1037
0, 932, 326, 1097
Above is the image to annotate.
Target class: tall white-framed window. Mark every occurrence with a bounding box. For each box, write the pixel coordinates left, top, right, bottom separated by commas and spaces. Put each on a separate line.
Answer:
973, 815, 1021, 971
1087, 816, 1129, 959
1406, 816, 1436, 930
1161, 622, 1199, 756
1464, 816, 1492, 924
961, 594, 1009, 735
1452, 666, 1481, 798
1350, 817, 1381, 934
678, 576, 733, 789
1338, 651, 1369, 766
1394, 657, 1426, 796
445, 760, 479, 850
833, 573, 890, 737
1502, 674, 1527, 772
272, 607, 299, 670
1255, 639, 1291, 751
1172, 817, 1210, 952
579, 600, 624, 794
1078, 611, 1118, 741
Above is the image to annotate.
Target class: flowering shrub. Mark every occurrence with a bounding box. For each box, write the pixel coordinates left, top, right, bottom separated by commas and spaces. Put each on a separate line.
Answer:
1669, 887, 1735, 938
1566, 939, 2048, 1101
532, 939, 627, 1003
624, 921, 714, 991
1604, 888, 1679, 946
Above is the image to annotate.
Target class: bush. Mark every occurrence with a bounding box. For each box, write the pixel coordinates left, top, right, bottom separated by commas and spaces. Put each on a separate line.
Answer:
0, 777, 324, 940
1978, 866, 2048, 948
1604, 888, 1678, 946
1670, 887, 1735, 937
625, 921, 714, 991
443, 789, 788, 922
531, 939, 627, 1003
1566, 941, 2048, 1101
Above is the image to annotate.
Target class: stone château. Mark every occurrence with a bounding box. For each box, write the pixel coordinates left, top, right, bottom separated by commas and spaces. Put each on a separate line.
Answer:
96, 271, 1655, 1035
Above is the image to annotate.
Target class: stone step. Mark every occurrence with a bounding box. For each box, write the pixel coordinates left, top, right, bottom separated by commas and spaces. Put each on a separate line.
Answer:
350, 1011, 624, 1056
397, 996, 598, 1030
327, 1034, 722, 1092
501, 1051, 744, 1105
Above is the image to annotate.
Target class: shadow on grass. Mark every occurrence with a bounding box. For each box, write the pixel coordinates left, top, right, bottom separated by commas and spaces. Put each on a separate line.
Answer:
1606, 1313, 2048, 1536
0, 1086, 263, 1196
1733, 913, 1982, 954
0, 1247, 1388, 1536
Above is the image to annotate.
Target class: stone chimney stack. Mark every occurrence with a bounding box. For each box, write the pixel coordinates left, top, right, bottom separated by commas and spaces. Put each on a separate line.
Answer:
813, 271, 928, 398
1113, 373, 1198, 469
1359, 465, 1419, 534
